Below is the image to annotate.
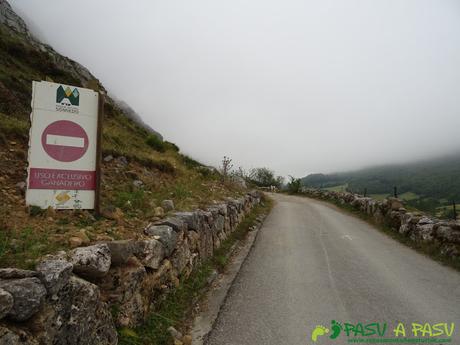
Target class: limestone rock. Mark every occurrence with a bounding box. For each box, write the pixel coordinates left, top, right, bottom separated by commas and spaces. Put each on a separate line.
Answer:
0, 325, 37, 345
69, 237, 83, 248
174, 211, 201, 230
162, 200, 175, 212
98, 257, 147, 327
0, 277, 46, 321
157, 217, 187, 232
387, 197, 404, 211
0, 268, 38, 279
133, 239, 165, 269
154, 207, 165, 217
70, 244, 111, 280
34, 276, 118, 345
436, 226, 460, 243
36, 258, 73, 295
144, 225, 177, 256
105, 240, 136, 266
133, 180, 144, 188
0, 288, 13, 320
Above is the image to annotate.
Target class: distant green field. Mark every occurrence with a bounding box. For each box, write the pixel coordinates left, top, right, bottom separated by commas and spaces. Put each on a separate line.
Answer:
369, 193, 389, 201
323, 183, 348, 192
399, 192, 419, 201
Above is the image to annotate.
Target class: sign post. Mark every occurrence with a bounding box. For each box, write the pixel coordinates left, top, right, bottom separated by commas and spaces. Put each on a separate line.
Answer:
26, 81, 102, 210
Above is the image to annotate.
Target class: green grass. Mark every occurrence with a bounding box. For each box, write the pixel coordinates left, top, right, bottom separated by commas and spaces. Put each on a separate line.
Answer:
399, 192, 419, 201
322, 183, 348, 192
0, 227, 61, 269
304, 193, 460, 272
0, 112, 28, 143
369, 191, 418, 202
369, 193, 389, 201
118, 196, 273, 345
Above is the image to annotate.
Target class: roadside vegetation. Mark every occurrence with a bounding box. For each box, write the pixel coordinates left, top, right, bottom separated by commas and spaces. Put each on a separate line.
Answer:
301, 155, 460, 217
118, 195, 273, 345
0, 24, 247, 269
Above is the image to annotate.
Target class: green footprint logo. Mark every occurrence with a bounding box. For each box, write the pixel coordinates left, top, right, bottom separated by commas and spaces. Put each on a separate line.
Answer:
311, 325, 329, 342
330, 320, 343, 339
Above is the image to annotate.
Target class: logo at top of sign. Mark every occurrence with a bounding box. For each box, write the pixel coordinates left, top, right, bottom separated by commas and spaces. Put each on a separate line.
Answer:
41, 120, 89, 162
56, 85, 79, 106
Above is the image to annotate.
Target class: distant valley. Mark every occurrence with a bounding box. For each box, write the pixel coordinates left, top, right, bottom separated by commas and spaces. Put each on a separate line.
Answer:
301, 153, 460, 217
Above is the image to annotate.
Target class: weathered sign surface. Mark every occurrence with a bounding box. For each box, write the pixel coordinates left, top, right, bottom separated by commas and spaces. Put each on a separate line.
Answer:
26, 81, 99, 209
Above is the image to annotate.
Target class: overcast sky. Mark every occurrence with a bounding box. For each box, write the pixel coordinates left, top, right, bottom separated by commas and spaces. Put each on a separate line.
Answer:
10, 0, 460, 177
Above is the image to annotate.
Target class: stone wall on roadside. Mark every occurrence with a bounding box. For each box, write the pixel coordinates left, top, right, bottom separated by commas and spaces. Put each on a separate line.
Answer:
302, 188, 460, 259
0, 191, 262, 345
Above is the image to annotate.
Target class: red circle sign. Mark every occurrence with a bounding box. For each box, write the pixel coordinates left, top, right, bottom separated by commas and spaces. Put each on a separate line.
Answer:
41, 120, 89, 162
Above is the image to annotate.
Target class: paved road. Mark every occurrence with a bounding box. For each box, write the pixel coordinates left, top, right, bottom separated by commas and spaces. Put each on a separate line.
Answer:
206, 194, 460, 345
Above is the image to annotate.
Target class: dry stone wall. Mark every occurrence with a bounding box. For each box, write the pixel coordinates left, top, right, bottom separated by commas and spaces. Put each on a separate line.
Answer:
0, 191, 262, 345
303, 189, 460, 259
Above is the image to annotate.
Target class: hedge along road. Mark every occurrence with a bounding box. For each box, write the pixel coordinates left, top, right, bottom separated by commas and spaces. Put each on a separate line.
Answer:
206, 193, 460, 345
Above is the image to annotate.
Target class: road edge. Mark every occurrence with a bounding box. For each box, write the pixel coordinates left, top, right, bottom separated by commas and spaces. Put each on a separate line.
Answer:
190, 208, 270, 345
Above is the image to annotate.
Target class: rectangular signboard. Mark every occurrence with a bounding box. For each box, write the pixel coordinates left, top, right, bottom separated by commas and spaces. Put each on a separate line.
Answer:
26, 81, 100, 209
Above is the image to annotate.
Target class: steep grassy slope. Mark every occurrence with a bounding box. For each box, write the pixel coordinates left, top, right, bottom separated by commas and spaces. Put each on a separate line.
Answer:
0, 12, 244, 268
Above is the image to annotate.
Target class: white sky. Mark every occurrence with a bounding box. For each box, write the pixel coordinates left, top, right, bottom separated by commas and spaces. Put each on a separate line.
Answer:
10, 0, 460, 177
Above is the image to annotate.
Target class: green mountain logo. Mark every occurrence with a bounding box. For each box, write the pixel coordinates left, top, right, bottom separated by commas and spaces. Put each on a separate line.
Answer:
56, 85, 80, 106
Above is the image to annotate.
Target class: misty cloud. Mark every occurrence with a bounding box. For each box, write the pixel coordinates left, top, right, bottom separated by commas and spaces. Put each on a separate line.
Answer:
10, 0, 460, 177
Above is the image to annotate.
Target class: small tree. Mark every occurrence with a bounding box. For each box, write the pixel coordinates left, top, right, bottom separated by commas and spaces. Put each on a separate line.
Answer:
248, 167, 283, 188
287, 176, 302, 194
221, 156, 233, 182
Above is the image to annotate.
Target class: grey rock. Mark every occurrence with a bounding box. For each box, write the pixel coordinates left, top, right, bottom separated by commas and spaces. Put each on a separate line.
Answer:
133, 180, 144, 188
174, 211, 200, 230
0, 277, 46, 321
161, 200, 175, 212
103, 155, 114, 162
0, 325, 37, 345
154, 207, 165, 217
37, 276, 118, 345
418, 217, 434, 225
117, 156, 128, 165
0, 0, 29, 34
0, 288, 13, 320
157, 217, 187, 232
0, 268, 38, 279
144, 225, 177, 256
36, 258, 73, 295
168, 326, 182, 340
133, 239, 166, 269
105, 240, 136, 266
70, 244, 111, 280
215, 215, 225, 233
97, 257, 147, 327
436, 226, 460, 244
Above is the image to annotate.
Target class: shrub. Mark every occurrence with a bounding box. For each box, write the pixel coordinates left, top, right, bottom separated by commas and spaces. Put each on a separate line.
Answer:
181, 154, 204, 169
164, 141, 179, 152
145, 134, 165, 152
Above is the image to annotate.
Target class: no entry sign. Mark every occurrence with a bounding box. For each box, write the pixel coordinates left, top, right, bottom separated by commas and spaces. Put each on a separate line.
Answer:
26, 81, 101, 210
41, 120, 89, 162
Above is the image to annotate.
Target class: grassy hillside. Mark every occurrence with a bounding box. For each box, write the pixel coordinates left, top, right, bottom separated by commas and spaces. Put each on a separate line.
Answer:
301, 154, 460, 217
0, 21, 245, 268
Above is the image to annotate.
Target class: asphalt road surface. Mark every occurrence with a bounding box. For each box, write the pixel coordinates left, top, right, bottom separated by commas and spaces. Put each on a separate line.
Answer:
206, 193, 460, 345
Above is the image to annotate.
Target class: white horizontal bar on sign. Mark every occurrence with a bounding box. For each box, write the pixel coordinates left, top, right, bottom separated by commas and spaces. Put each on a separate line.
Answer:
46, 134, 85, 148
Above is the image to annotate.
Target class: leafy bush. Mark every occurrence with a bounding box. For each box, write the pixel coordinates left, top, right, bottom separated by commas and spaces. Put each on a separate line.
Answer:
164, 141, 179, 152
248, 167, 283, 188
287, 176, 302, 194
145, 134, 165, 152
182, 154, 204, 169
